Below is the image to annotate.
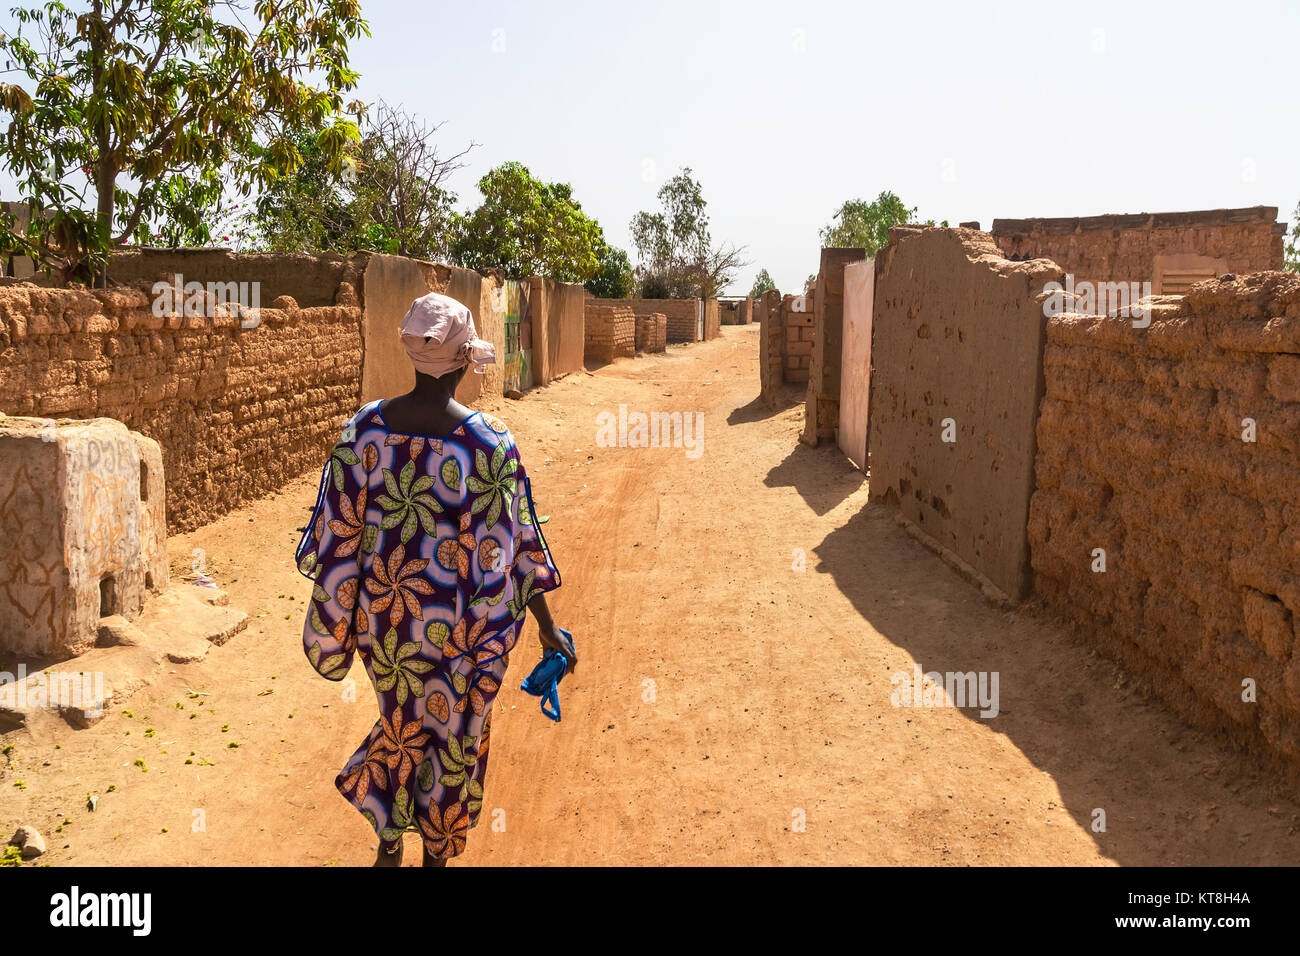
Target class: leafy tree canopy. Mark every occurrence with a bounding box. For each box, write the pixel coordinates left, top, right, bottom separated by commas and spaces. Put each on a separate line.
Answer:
584, 244, 635, 298
749, 267, 776, 298
450, 161, 604, 282
629, 167, 746, 298
0, 0, 368, 278
820, 190, 943, 258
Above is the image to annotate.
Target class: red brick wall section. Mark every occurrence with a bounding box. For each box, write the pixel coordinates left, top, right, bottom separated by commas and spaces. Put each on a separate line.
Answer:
1028, 270, 1300, 774
0, 283, 363, 533
991, 207, 1285, 287
782, 293, 814, 384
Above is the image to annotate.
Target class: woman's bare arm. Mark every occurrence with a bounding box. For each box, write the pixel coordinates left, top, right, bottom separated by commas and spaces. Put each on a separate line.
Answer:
526, 592, 577, 674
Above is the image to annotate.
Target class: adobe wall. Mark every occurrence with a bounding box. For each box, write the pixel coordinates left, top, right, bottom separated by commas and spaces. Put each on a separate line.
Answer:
357, 253, 504, 407
757, 289, 783, 405
781, 293, 814, 384
1028, 271, 1300, 771
584, 303, 635, 363
0, 281, 363, 533
802, 248, 865, 447
990, 206, 1285, 288
591, 297, 700, 343
703, 298, 720, 340
868, 227, 1063, 599
635, 313, 667, 353
530, 277, 585, 385
109, 248, 350, 308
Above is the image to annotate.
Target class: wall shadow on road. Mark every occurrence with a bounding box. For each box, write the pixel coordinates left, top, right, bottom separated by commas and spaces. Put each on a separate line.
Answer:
764, 442, 864, 517
727, 388, 802, 426
812, 499, 1298, 865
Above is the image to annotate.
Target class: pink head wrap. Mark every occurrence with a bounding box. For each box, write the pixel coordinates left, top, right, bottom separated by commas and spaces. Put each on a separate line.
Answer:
400, 292, 496, 377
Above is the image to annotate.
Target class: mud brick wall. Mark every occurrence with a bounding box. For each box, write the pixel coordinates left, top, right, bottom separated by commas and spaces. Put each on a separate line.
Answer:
1028, 271, 1300, 772
703, 298, 720, 340
591, 297, 699, 344
0, 283, 363, 533
782, 293, 814, 384
758, 289, 783, 404
635, 313, 666, 353
110, 248, 351, 308
803, 248, 865, 447
869, 227, 1064, 600
584, 303, 635, 363
991, 206, 1285, 288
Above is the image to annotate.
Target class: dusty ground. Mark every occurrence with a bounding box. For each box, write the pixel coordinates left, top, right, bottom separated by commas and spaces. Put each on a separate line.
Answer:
3, 324, 1299, 866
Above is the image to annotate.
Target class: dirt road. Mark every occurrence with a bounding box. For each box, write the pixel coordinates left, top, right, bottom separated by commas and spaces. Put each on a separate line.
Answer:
6, 325, 1299, 865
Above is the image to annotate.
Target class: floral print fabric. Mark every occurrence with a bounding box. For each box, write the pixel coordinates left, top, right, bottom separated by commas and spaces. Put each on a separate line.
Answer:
295, 401, 561, 858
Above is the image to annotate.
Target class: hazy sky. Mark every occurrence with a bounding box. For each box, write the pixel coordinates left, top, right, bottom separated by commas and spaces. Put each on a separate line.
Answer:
345, 0, 1297, 293
5, 1, 1297, 292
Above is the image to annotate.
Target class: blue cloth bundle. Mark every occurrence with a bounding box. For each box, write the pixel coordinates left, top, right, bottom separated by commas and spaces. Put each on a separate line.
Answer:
519, 628, 574, 722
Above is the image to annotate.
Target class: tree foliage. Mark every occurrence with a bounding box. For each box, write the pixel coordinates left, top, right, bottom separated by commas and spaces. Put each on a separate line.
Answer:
450, 161, 605, 282
584, 244, 635, 298
250, 101, 471, 259
749, 267, 776, 298
629, 167, 746, 298
0, 0, 369, 277
818, 190, 920, 258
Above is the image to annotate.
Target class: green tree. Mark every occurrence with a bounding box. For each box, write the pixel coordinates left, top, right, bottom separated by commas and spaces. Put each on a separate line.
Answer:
819, 190, 921, 257
450, 161, 605, 281
629, 167, 746, 298
1286, 201, 1299, 273
0, 0, 369, 278
250, 102, 471, 259
584, 244, 635, 298
749, 268, 776, 298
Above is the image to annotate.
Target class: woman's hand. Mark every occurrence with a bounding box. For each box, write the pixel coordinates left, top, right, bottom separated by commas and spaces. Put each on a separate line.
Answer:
539, 624, 577, 675
527, 592, 576, 674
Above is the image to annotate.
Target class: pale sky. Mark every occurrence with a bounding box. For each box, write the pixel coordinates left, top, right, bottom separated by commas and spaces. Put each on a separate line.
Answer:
5, 0, 1297, 293
348, 0, 1299, 293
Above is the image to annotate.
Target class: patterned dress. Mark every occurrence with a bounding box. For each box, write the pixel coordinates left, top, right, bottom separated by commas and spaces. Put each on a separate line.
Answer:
295, 400, 561, 858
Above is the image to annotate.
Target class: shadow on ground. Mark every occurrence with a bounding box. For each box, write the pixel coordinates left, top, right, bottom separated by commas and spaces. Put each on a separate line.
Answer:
763, 440, 864, 517
805, 458, 1299, 865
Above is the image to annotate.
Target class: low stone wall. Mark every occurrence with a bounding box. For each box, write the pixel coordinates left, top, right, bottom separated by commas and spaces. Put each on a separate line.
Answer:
584, 303, 635, 363
1028, 271, 1300, 771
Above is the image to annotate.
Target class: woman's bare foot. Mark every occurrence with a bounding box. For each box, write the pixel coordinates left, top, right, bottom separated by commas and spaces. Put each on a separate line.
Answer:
374, 838, 403, 867
422, 848, 448, 868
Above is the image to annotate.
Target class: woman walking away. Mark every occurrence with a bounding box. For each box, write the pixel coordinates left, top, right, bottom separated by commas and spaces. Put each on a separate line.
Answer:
295, 291, 576, 867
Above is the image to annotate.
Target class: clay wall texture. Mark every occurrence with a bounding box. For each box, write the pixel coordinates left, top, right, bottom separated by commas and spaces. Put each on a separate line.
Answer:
781, 293, 814, 384
869, 227, 1063, 599
635, 313, 667, 353
991, 206, 1285, 288
584, 303, 635, 363
0, 282, 363, 533
1028, 271, 1300, 771
591, 297, 700, 343
758, 289, 783, 404
530, 278, 585, 385
0, 252, 517, 535
803, 248, 865, 446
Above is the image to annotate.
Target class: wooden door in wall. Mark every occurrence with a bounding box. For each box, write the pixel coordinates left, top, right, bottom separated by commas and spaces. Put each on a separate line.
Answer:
838, 259, 874, 472
502, 280, 533, 393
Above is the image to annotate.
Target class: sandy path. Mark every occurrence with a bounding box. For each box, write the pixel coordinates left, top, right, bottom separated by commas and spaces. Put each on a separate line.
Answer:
6, 325, 1299, 866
